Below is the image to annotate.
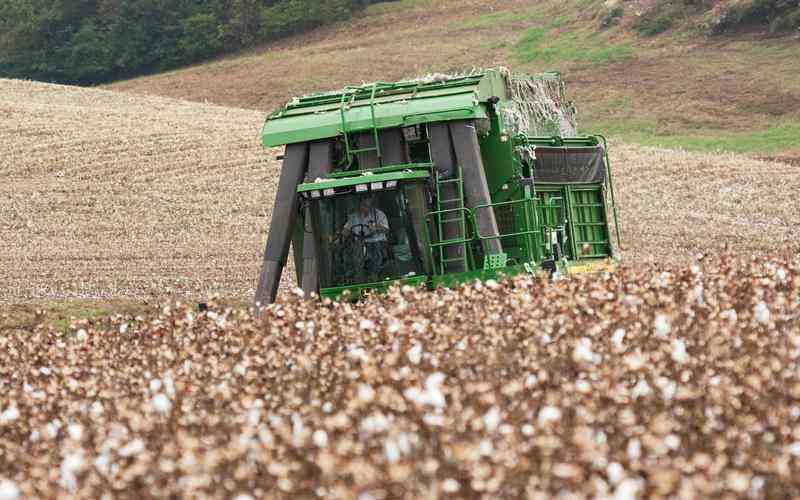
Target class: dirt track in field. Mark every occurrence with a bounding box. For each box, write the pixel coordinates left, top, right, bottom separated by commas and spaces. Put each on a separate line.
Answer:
2, 78, 799, 304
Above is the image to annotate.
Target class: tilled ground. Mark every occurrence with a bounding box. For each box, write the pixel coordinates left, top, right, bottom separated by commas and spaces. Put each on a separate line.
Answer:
2, 78, 799, 304
1, 250, 798, 499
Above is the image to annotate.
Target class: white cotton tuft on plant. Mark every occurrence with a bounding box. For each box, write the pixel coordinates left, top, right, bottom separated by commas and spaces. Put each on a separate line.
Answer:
787, 442, 800, 456
404, 372, 446, 408
483, 406, 502, 433
149, 378, 162, 393
627, 438, 641, 461
76, 329, 88, 342
654, 314, 671, 338
407, 344, 423, 365
631, 379, 652, 399
572, 337, 599, 364
357, 384, 375, 403
312, 430, 328, 448
612, 478, 643, 500
67, 423, 83, 441
442, 478, 460, 493
0, 405, 19, 425
606, 462, 626, 485
0, 479, 20, 500
537, 406, 562, 427
150, 393, 171, 414
59, 451, 85, 493
671, 338, 689, 364
754, 302, 770, 325
359, 319, 375, 330
611, 328, 626, 349
119, 438, 145, 457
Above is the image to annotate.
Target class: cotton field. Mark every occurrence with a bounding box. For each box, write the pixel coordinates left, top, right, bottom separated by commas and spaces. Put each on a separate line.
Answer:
0, 251, 798, 498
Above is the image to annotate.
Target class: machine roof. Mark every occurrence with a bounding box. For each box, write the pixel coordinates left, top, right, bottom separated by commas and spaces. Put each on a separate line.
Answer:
261, 71, 512, 147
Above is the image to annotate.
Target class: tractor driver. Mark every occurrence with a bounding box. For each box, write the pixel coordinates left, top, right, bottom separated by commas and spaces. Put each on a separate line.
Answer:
343, 196, 390, 280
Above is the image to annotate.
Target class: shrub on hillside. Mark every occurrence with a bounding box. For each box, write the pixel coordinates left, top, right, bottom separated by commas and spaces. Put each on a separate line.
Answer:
705, 0, 800, 34
599, 0, 625, 28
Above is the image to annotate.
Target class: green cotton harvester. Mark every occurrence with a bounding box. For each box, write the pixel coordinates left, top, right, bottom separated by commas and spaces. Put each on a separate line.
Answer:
255, 68, 621, 304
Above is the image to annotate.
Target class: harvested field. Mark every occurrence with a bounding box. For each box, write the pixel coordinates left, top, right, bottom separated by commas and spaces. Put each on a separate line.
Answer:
1, 79, 798, 304
0, 251, 799, 498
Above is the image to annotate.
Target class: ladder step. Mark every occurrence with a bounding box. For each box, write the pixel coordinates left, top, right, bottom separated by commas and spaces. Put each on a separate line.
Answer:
350, 147, 380, 154
442, 257, 467, 264
439, 198, 462, 204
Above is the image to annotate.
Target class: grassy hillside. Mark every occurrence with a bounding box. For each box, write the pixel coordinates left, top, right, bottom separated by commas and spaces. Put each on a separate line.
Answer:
107, 0, 800, 159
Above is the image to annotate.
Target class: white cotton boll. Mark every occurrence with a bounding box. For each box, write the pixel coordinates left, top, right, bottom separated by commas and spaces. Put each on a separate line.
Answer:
442, 479, 460, 493
606, 462, 625, 485
631, 379, 652, 399
0, 405, 19, 425
754, 302, 770, 325
627, 438, 641, 461
485, 279, 499, 289
312, 430, 328, 448
233, 495, 255, 500
572, 337, 598, 364
150, 393, 171, 414
407, 344, 423, 365
788, 442, 800, 456
361, 414, 390, 434
322, 402, 333, 413
90, 401, 103, 419
689, 283, 704, 305
67, 424, 83, 441
654, 314, 671, 338
665, 434, 680, 450
149, 378, 162, 393
777, 267, 787, 283
0, 479, 20, 500
721, 309, 738, 324
234, 363, 247, 377
612, 478, 643, 500
671, 339, 689, 364
483, 406, 501, 433
404, 373, 446, 408
119, 439, 145, 457
119, 322, 129, 334
423, 413, 445, 426
611, 328, 625, 348
292, 414, 306, 447
359, 319, 375, 330
76, 329, 88, 342
521, 423, 535, 436
537, 406, 562, 427
384, 438, 401, 463
292, 287, 305, 297
348, 346, 369, 363
39, 366, 51, 376
387, 320, 401, 334
59, 451, 84, 493
358, 384, 375, 403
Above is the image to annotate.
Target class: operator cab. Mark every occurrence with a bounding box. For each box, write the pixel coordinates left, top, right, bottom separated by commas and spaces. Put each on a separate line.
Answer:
299, 174, 433, 291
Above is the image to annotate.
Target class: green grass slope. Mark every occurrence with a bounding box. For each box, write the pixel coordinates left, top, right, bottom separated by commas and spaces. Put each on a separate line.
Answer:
107, 0, 800, 158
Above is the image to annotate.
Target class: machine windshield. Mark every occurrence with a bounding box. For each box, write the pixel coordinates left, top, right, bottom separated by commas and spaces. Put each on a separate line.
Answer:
312, 183, 431, 289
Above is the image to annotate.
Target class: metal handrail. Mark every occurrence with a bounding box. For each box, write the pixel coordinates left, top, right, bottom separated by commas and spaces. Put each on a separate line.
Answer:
595, 134, 622, 248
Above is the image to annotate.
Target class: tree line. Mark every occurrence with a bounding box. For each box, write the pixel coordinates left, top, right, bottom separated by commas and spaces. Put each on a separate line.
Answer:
0, 0, 391, 85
